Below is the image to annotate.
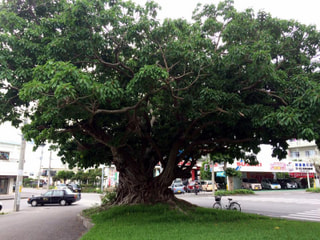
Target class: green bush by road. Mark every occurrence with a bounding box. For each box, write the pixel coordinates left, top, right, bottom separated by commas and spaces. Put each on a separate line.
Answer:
81, 204, 320, 240
306, 188, 320, 193
215, 189, 254, 195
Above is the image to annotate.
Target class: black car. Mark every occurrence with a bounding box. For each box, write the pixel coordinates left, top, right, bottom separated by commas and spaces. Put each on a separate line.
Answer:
27, 189, 80, 207
278, 179, 298, 189
67, 183, 82, 193
0, 201, 2, 211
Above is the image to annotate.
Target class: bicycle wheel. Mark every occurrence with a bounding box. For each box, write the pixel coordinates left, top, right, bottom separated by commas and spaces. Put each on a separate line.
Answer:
229, 202, 241, 211
213, 202, 222, 209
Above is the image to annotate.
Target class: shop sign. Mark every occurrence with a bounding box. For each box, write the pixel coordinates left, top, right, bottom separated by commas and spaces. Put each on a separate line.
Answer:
232, 160, 316, 173
289, 172, 315, 178
216, 171, 226, 177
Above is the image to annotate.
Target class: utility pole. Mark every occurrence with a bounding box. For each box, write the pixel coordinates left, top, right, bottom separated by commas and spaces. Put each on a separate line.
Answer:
13, 126, 27, 212
37, 144, 45, 188
47, 150, 52, 190
212, 160, 215, 197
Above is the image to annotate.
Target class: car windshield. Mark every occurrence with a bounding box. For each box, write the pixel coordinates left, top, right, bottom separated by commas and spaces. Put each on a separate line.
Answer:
248, 179, 259, 183
65, 188, 74, 194
270, 179, 279, 184
173, 184, 184, 187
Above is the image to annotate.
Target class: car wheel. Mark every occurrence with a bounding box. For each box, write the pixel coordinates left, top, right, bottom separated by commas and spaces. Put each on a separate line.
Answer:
60, 199, 67, 206
31, 200, 37, 207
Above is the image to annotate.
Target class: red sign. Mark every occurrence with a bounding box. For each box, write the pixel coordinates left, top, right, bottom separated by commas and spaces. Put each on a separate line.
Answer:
289, 172, 314, 178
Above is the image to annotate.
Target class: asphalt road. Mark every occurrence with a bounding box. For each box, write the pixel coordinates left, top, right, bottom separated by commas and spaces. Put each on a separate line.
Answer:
178, 189, 320, 222
0, 190, 101, 240
1, 189, 320, 240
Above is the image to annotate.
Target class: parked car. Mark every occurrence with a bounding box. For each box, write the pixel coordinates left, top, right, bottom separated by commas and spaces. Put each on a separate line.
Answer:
201, 180, 210, 191
27, 189, 80, 207
202, 181, 218, 192
242, 178, 262, 191
197, 180, 206, 191
29, 181, 43, 188
171, 183, 185, 194
294, 178, 308, 188
67, 183, 82, 193
172, 178, 183, 185
55, 183, 68, 190
186, 181, 201, 192
261, 178, 281, 190
278, 179, 298, 189
0, 201, 2, 211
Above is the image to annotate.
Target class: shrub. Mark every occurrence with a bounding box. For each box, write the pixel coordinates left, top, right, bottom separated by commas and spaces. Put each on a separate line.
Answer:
101, 191, 117, 205
306, 188, 320, 193
216, 189, 254, 196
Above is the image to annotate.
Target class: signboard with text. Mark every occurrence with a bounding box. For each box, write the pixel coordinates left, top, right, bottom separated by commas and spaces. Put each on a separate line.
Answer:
231, 160, 316, 173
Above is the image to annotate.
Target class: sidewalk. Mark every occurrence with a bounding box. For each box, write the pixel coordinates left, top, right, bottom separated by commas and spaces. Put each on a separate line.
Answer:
0, 187, 47, 200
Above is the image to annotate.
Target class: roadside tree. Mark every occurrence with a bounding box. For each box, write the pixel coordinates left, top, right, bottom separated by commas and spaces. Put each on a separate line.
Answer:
56, 170, 75, 184
1, 0, 320, 205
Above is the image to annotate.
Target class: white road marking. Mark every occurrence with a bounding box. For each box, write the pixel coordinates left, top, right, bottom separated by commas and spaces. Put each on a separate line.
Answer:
281, 209, 320, 222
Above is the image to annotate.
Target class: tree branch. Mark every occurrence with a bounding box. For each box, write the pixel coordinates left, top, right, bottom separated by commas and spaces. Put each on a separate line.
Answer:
257, 89, 288, 105
88, 85, 167, 115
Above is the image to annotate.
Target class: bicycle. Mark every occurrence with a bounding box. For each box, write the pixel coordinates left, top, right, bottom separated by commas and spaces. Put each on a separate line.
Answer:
212, 195, 241, 211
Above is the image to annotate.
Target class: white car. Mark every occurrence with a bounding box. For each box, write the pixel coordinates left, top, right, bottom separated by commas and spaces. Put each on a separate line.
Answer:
0, 201, 2, 211
242, 178, 262, 190
261, 178, 281, 190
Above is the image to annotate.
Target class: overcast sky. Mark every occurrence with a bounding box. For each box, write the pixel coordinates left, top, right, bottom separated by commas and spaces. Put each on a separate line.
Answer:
134, 0, 320, 28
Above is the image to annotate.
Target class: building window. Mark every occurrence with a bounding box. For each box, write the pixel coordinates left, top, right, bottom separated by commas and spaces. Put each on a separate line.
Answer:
305, 150, 315, 157
0, 151, 10, 160
291, 151, 300, 158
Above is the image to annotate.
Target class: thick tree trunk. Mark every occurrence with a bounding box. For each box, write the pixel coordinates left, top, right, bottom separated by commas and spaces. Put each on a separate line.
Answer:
111, 147, 176, 205
114, 174, 176, 205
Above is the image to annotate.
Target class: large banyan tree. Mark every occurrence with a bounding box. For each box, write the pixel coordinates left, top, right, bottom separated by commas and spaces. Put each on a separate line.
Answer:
1, 0, 320, 204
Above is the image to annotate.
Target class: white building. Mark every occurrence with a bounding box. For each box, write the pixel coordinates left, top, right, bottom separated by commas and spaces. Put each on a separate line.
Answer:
0, 122, 71, 195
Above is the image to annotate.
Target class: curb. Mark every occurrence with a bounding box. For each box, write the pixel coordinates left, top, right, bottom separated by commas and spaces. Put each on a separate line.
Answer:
77, 213, 95, 230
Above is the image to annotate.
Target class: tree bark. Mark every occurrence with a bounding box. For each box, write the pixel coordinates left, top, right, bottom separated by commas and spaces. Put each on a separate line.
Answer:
114, 173, 176, 205
111, 147, 177, 205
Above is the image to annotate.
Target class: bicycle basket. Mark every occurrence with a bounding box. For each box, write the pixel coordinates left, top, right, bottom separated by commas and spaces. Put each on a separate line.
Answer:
215, 196, 221, 201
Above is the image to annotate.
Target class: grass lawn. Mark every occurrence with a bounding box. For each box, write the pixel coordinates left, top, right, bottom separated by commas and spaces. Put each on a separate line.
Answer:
80, 203, 320, 240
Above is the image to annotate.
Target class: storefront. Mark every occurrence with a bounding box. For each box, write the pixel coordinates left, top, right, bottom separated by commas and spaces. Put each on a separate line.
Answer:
232, 159, 316, 187
207, 159, 317, 189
